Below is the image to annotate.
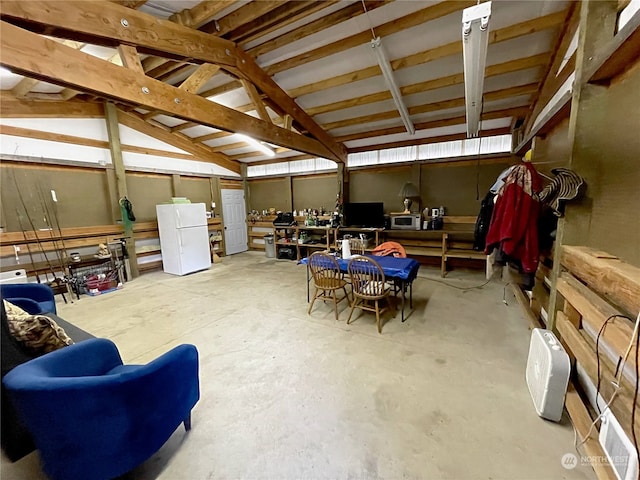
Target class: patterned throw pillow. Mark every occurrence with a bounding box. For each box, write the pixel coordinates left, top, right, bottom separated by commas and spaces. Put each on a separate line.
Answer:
3, 300, 74, 354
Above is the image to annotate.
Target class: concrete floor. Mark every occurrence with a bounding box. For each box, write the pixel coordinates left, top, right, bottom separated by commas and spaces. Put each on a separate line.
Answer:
2, 252, 595, 480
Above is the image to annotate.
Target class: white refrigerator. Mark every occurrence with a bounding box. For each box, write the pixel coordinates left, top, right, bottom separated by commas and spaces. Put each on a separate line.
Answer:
156, 203, 211, 276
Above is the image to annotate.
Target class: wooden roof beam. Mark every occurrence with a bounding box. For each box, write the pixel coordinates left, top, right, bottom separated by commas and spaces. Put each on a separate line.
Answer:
0, 22, 340, 163
231, 53, 548, 117
0, 1, 238, 67
229, 1, 335, 45
247, 0, 391, 58
526, 5, 579, 134
241, 80, 272, 123
200, 1, 288, 36
168, 0, 236, 29
117, 110, 240, 173
347, 127, 512, 154
334, 106, 530, 143
321, 83, 539, 131
0, 0, 346, 163
0, 96, 104, 118
108, 0, 147, 8
207, 10, 566, 103
179, 64, 221, 94
264, 1, 476, 76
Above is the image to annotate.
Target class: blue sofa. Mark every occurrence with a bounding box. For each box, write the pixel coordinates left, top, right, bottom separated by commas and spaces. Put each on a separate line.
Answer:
1, 284, 83, 460
3, 338, 200, 480
1, 283, 57, 315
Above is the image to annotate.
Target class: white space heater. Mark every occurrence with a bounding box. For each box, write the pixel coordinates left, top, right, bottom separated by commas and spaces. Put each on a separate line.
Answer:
600, 409, 639, 480
525, 328, 571, 422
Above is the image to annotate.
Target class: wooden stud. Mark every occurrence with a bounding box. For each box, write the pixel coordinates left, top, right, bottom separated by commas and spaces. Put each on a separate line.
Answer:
104, 101, 139, 278
171, 174, 182, 197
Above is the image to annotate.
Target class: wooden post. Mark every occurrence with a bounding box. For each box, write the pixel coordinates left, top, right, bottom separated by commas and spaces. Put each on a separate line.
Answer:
171, 174, 182, 197
210, 176, 225, 255
286, 175, 293, 212
104, 168, 120, 224
546, 0, 618, 329
104, 101, 139, 278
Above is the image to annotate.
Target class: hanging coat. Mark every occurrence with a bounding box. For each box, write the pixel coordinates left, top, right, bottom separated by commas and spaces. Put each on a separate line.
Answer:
484, 162, 542, 273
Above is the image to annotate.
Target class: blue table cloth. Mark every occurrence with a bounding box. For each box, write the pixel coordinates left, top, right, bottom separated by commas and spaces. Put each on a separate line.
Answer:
300, 255, 420, 282
300, 255, 420, 322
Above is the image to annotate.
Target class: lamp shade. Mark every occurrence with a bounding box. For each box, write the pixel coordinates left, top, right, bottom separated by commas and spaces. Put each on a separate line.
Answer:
399, 182, 420, 198
398, 182, 420, 213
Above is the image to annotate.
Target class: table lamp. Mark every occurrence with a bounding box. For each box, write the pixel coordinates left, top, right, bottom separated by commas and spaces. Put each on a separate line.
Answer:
399, 182, 420, 213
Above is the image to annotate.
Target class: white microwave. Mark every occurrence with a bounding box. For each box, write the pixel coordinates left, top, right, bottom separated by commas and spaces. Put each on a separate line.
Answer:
390, 213, 421, 230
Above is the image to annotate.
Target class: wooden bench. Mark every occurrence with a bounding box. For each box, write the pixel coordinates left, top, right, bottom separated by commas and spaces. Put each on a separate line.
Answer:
384, 216, 485, 276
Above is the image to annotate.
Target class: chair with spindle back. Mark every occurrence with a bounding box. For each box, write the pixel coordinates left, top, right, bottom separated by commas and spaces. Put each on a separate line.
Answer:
308, 252, 349, 320
347, 256, 393, 334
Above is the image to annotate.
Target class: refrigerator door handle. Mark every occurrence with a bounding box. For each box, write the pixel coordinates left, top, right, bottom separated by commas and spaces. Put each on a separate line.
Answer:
176, 210, 181, 228
178, 232, 183, 253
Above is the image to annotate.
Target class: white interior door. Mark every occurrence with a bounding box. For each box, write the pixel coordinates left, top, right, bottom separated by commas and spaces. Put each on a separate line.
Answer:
221, 189, 248, 255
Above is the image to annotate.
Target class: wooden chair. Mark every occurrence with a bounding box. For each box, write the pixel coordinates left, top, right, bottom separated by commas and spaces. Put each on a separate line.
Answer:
348, 238, 365, 256
347, 256, 392, 334
308, 252, 349, 320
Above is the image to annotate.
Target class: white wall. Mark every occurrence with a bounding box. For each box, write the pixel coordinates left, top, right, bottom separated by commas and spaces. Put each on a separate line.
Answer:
0, 118, 240, 177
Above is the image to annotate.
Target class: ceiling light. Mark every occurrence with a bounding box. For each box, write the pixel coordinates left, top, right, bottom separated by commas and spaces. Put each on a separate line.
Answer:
0, 66, 17, 78
462, 1, 492, 138
370, 37, 415, 135
235, 133, 276, 157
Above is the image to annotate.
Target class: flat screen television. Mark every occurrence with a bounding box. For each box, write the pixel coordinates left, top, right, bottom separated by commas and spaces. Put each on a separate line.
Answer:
343, 202, 385, 228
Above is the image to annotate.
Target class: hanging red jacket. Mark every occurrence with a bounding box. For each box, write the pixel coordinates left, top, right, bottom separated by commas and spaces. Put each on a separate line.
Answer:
484, 162, 542, 273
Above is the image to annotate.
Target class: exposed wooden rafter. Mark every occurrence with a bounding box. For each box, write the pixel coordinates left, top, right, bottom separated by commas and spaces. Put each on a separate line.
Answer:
526, 5, 579, 134
179, 64, 221, 94
0, 97, 104, 118
247, 0, 391, 58
0, 1, 346, 162
241, 80, 272, 123
0, 123, 196, 160
117, 110, 240, 173
169, 0, 236, 29
322, 83, 538, 132
334, 106, 530, 143
263, 1, 476, 76
0, 22, 340, 163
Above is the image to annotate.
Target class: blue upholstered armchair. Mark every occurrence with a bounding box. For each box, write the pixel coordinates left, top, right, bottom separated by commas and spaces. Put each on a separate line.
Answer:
0, 283, 57, 314
3, 338, 199, 480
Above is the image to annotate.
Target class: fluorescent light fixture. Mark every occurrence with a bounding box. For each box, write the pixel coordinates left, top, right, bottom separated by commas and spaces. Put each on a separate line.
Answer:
235, 133, 276, 157
0, 66, 17, 78
370, 37, 415, 135
462, 1, 492, 138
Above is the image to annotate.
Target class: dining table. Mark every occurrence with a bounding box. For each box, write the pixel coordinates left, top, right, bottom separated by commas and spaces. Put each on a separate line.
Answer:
299, 254, 420, 322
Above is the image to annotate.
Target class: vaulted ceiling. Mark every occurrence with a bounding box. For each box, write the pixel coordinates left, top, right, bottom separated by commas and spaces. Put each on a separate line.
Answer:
0, 0, 575, 174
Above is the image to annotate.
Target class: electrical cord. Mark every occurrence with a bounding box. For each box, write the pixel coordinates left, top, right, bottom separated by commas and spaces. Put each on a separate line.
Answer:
577, 312, 638, 450
421, 276, 492, 291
